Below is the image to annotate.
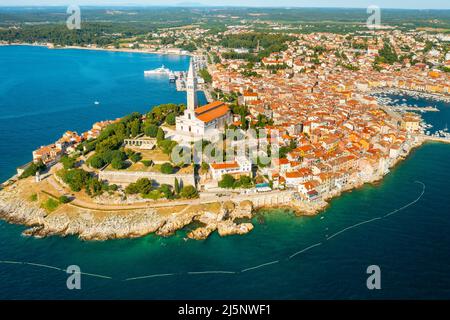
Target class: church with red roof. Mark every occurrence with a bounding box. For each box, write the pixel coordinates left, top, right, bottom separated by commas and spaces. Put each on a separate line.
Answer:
175, 59, 232, 142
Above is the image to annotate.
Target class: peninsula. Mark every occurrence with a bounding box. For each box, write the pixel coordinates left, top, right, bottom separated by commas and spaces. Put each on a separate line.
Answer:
1, 10, 450, 241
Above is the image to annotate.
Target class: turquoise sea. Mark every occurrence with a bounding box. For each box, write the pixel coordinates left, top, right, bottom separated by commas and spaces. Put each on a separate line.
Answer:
1, 46, 450, 299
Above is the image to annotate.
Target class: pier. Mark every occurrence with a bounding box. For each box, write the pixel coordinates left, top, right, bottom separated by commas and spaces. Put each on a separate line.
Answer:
391, 106, 439, 112
420, 135, 450, 144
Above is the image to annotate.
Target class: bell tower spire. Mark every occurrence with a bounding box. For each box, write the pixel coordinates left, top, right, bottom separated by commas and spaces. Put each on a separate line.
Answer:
186, 59, 198, 112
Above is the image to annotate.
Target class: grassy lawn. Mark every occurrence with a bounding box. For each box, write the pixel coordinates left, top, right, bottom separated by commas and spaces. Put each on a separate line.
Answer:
41, 198, 60, 213
137, 148, 170, 163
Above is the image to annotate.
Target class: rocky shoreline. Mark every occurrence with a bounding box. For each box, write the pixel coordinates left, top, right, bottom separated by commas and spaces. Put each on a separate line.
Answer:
0, 186, 255, 241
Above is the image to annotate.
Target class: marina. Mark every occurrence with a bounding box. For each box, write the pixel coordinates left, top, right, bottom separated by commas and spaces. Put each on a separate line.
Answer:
373, 88, 450, 104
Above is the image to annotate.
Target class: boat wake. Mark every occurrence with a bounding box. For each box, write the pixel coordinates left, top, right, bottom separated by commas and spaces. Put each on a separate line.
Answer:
0, 260, 112, 279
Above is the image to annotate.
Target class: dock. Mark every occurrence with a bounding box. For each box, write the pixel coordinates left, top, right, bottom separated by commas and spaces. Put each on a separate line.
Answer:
391, 106, 439, 112
420, 135, 450, 144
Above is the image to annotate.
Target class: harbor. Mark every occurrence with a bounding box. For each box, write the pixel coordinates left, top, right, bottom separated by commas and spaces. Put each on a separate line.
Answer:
143, 56, 212, 101
375, 93, 441, 113
373, 88, 450, 104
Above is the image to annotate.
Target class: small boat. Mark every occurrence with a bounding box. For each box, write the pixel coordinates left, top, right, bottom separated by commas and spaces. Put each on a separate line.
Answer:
94, 101, 100, 105
169, 72, 176, 83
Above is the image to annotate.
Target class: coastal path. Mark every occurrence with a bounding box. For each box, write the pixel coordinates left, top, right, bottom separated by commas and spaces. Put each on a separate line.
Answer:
43, 175, 294, 212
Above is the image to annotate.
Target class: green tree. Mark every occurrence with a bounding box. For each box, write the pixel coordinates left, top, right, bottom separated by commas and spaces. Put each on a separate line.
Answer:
199, 69, 212, 83
88, 154, 106, 169
89, 178, 103, 196
130, 153, 142, 163
19, 160, 46, 179
144, 124, 158, 137
160, 162, 174, 174
60, 155, 76, 169
159, 184, 173, 199
135, 178, 153, 194
174, 178, 180, 195
125, 178, 153, 195
142, 160, 154, 167
111, 158, 126, 170
237, 175, 253, 188
59, 195, 71, 204
58, 169, 91, 192
156, 127, 165, 141
218, 174, 236, 189
200, 162, 210, 174
130, 119, 141, 137
158, 139, 178, 155
180, 185, 198, 199
166, 113, 176, 126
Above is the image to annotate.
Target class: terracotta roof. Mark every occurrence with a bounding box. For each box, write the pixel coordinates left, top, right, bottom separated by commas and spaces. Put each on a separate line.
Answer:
195, 101, 225, 114
273, 158, 289, 165
286, 171, 302, 179
195, 101, 230, 123
211, 162, 239, 170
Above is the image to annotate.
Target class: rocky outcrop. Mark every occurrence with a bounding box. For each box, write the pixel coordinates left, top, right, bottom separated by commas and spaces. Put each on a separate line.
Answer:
156, 210, 200, 237
0, 193, 47, 225
187, 225, 216, 240
0, 187, 257, 241
230, 200, 253, 219
187, 201, 255, 240
0, 188, 167, 240
217, 220, 254, 237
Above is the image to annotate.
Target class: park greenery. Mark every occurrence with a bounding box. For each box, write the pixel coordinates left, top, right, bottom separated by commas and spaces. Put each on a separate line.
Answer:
218, 174, 254, 189
51, 102, 201, 199
160, 162, 175, 174
60, 155, 77, 170
219, 32, 297, 63
198, 69, 212, 83
82, 103, 184, 172
374, 40, 399, 67
124, 177, 197, 200
19, 160, 46, 179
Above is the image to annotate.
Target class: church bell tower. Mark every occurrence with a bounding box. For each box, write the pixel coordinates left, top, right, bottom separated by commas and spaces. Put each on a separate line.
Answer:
186, 59, 198, 113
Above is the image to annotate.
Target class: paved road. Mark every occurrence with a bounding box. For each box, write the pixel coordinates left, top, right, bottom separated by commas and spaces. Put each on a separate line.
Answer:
45, 175, 293, 212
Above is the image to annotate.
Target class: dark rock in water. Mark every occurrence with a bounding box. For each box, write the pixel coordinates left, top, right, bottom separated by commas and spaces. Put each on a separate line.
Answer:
257, 215, 266, 225
22, 226, 44, 237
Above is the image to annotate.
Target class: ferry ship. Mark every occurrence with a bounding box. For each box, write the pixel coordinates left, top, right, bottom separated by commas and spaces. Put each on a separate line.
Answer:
144, 65, 171, 76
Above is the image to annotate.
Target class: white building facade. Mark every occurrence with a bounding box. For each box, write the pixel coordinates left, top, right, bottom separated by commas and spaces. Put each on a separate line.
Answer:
175, 59, 232, 142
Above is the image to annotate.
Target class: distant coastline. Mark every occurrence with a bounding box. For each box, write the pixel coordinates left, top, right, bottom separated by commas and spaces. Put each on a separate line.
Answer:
0, 42, 194, 57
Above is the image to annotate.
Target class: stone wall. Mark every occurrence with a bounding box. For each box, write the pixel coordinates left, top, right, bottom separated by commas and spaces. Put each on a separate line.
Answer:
231, 190, 294, 208
98, 170, 196, 187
